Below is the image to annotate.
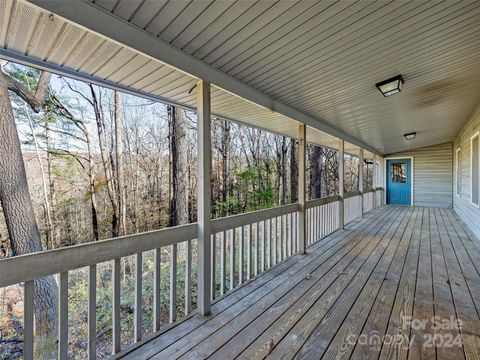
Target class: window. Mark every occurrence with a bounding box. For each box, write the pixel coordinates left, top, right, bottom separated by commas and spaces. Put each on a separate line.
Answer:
391, 162, 407, 183
472, 133, 480, 207
375, 161, 381, 188
456, 148, 461, 197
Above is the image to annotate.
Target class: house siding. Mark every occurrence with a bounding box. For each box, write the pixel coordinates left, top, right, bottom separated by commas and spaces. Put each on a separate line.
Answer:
453, 103, 480, 240
387, 143, 453, 209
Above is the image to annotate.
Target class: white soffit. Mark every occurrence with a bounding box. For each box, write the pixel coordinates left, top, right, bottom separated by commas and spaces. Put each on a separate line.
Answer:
4, 0, 381, 155
49, 0, 480, 154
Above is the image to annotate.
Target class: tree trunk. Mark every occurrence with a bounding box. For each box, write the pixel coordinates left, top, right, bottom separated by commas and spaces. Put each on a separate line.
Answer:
221, 120, 230, 216
280, 136, 287, 205
90, 85, 119, 237
45, 115, 57, 247
114, 91, 126, 236
0, 71, 58, 354
290, 138, 298, 203
168, 106, 189, 226
311, 146, 323, 199
25, 105, 54, 249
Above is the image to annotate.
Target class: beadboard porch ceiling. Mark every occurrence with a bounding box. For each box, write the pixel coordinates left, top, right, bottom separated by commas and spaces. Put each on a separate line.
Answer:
3, 0, 480, 154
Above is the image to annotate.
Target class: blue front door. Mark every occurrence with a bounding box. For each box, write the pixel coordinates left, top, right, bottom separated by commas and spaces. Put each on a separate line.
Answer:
387, 159, 412, 205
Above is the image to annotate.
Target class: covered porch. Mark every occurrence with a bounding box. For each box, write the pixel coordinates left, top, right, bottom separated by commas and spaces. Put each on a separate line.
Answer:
1, 0, 480, 359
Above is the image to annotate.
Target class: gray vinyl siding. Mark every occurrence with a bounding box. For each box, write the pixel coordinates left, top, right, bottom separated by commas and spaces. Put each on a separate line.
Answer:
453, 102, 480, 240
387, 143, 453, 208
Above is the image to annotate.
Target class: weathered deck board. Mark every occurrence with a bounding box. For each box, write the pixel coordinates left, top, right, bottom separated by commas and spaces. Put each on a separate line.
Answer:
120, 206, 480, 360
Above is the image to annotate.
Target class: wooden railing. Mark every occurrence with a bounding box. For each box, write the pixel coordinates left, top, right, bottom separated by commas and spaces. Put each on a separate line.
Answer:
210, 203, 299, 298
363, 189, 375, 214
344, 191, 362, 224
306, 195, 340, 246
0, 191, 383, 359
376, 187, 384, 207
0, 223, 197, 359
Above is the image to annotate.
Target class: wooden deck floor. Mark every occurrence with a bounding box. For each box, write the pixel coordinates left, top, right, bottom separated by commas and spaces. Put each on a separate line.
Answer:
121, 206, 480, 360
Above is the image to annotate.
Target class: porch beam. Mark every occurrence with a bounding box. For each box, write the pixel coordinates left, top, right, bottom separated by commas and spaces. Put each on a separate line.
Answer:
197, 80, 212, 315
298, 124, 306, 254
338, 140, 345, 229
25, 0, 381, 157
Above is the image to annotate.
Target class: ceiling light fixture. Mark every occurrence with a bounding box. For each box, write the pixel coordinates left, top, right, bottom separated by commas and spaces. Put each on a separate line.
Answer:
404, 132, 416, 140
376, 75, 404, 97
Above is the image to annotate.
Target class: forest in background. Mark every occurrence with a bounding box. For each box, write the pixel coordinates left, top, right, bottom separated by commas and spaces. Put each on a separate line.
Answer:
0, 62, 368, 358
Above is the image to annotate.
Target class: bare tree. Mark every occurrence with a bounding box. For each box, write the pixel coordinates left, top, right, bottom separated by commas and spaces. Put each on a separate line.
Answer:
0, 68, 58, 352
114, 91, 126, 235
290, 138, 298, 202
90, 85, 119, 236
168, 106, 189, 226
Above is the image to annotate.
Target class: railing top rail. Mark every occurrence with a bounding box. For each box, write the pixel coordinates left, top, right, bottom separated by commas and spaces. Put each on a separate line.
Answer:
363, 188, 375, 194
305, 195, 340, 209
0, 203, 304, 287
0, 223, 197, 288
211, 203, 300, 233
344, 191, 362, 199
375, 187, 384, 191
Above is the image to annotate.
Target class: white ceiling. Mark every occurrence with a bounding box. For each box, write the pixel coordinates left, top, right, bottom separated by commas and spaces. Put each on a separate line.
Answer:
4, 0, 480, 154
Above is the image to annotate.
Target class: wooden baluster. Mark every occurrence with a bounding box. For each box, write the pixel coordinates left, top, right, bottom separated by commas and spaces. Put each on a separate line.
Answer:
289, 213, 293, 257
230, 229, 235, 290
272, 218, 277, 265
112, 258, 121, 354
278, 216, 282, 261
88, 265, 96, 359
135, 253, 142, 342
293, 212, 297, 253
58, 272, 68, 359
262, 221, 266, 272
186, 240, 192, 312
169, 244, 177, 323
247, 224, 252, 280
24, 280, 34, 360
276, 217, 280, 263
220, 231, 226, 295
321, 205, 324, 238
153, 248, 161, 332
322, 204, 325, 238
312, 208, 315, 244
282, 215, 287, 260
306, 209, 309, 246
326, 204, 329, 236
210, 235, 215, 301
239, 226, 244, 284
254, 223, 259, 276
267, 219, 272, 268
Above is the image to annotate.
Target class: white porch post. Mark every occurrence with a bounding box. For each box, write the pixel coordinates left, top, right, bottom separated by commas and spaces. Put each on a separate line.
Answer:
359, 148, 364, 217
339, 140, 345, 229
197, 80, 212, 315
298, 124, 307, 254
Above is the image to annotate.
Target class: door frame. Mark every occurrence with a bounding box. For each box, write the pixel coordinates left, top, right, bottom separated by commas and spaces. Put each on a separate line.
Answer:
384, 156, 414, 206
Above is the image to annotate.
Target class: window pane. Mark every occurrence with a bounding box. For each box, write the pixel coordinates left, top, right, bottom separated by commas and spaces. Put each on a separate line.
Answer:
473, 136, 479, 205
391, 163, 407, 183
456, 149, 461, 196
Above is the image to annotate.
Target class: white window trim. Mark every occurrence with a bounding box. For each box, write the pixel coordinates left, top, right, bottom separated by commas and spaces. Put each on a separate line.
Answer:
456, 147, 461, 198
471, 131, 480, 208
